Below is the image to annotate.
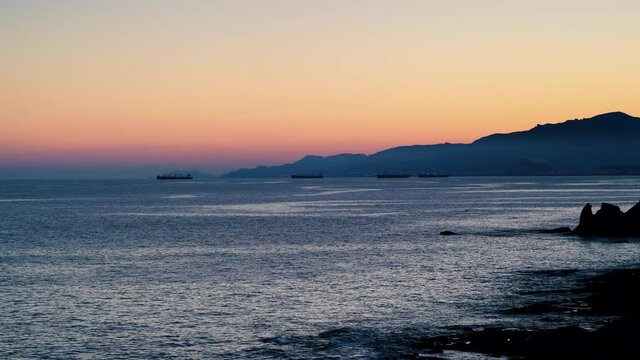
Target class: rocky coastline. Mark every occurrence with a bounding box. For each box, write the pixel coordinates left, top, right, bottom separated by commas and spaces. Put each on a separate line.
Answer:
574, 201, 640, 237
403, 267, 640, 359
402, 201, 640, 359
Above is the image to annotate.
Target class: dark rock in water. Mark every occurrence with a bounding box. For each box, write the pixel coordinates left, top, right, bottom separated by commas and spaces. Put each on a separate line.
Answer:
503, 301, 567, 315
541, 226, 572, 234
573, 201, 640, 237
530, 268, 578, 277
411, 267, 640, 359
585, 268, 640, 316
439, 231, 457, 236
627, 201, 640, 221
413, 320, 640, 359
413, 325, 593, 359
274, 336, 289, 345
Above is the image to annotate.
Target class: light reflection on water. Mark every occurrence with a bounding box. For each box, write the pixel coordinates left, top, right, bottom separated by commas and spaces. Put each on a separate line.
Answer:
1, 177, 640, 359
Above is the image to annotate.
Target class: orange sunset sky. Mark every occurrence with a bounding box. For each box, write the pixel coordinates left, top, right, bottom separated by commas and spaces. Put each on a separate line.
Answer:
2, 0, 640, 176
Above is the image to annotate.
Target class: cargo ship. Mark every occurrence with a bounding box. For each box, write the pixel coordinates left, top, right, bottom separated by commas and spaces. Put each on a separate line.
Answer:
291, 174, 324, 179
156, 173, 193, 180
377, 173, 410, 179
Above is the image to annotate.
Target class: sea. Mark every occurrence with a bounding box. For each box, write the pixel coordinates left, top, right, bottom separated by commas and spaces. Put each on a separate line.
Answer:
1, 176, 639, 359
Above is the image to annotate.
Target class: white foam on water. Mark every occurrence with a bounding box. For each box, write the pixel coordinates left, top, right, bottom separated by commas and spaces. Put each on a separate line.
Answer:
162, 194, 198, 199
293, 188, 381, 197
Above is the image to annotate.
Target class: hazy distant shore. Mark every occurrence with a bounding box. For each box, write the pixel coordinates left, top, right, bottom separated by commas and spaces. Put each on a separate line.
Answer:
225, 112, 640, 179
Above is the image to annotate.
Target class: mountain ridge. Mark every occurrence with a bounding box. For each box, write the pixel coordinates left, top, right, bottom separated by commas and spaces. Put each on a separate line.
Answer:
224, 112, 640, 177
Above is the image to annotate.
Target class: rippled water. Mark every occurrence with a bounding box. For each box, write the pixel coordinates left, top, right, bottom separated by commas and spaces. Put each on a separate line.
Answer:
1, 177, 640, 359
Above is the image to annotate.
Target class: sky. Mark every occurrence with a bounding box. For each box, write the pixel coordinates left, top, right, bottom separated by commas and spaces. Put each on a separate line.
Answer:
2, 0, 640, 178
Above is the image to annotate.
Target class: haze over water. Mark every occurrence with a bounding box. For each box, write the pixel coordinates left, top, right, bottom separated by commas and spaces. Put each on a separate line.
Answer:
2, 176, 640, 358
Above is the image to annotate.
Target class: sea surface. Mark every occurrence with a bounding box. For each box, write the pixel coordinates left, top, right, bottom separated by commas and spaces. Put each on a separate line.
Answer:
1, 177, 640, 359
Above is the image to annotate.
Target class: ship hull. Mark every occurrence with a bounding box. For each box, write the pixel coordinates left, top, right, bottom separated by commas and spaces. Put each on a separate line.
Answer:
156, 175, 193, 180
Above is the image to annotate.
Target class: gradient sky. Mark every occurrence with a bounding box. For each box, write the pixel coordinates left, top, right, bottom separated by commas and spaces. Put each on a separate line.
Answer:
2, 0, 640, 177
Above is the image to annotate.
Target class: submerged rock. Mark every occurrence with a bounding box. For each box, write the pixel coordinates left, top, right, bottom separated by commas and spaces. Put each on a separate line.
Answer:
502, 301, 568, 315
573, 201, 640, 237
541, 227, 572, 234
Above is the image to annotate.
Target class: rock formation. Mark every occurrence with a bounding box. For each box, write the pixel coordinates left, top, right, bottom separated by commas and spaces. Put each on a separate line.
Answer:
573, 201, 640, 237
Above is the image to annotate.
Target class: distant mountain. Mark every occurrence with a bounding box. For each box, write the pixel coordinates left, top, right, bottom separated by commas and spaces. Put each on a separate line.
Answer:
224, 112, 640, 177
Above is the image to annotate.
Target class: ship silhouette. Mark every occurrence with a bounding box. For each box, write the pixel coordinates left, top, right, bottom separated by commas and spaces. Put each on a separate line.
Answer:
156, 173, 193, 180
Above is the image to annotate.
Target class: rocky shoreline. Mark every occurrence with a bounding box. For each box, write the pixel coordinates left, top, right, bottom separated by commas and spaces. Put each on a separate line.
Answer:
403, 267, 640, 359
403, 201, 640, 359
